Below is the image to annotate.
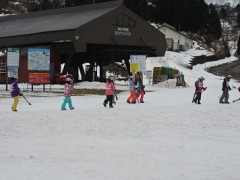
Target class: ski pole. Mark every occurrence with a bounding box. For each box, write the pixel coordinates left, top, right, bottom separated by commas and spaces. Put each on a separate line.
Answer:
21, 93, 32, 105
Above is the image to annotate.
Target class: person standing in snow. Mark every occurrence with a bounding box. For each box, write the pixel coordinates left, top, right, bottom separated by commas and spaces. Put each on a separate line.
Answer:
103, 78, 115, 108
219, 75, 232, 104
136, 79, 145, 103
127, 77, 136, 104
193, 77, 206, 104
10, 76, 21, 112
61, 74, 75, 110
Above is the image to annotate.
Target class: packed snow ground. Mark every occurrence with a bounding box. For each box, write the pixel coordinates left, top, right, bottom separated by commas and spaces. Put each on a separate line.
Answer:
0, 48, 240, 179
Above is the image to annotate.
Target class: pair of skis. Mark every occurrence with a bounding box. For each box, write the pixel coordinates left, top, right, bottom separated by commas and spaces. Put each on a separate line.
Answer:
192, 92, 197, 103
233, 98, 240, 103
232, 86, 240, 103
113, 89, 118, 101
113, 89, 118, 104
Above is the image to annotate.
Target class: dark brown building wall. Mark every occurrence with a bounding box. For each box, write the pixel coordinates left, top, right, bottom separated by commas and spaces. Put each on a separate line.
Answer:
0, 57, 7, 83
19, 56, 28, 83
50, 48, 61, 81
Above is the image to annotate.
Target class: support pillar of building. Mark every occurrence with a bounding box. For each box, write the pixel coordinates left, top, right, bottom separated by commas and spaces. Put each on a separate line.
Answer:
78, 62, 86, 81
61, 54, 73, 75
124, 59, 130, 75
99, 64, 106, 82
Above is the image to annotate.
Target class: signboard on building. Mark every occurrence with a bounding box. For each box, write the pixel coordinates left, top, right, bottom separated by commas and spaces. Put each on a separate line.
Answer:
28, 48, 50, 71
29, 72, 50, 84
146, 70, 153, 79
7, 66, 19, 78
7, 48, 20, 78
130, 55, 146, 72
7, 48, 20, 66
130, 63, 139, 74
114, 27, 131, 36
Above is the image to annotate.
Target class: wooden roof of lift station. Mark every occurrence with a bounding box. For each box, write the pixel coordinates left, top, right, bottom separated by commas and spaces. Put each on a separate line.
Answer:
0, 0, 167, 82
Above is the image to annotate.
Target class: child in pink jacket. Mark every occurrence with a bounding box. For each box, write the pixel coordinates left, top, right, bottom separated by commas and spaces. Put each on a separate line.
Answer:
103, 78, 115, 108
193, 77, 206, 104
61, 74, 74, 110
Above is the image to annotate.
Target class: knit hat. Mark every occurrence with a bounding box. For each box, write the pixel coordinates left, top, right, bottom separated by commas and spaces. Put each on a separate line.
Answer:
11, 75, 17, 80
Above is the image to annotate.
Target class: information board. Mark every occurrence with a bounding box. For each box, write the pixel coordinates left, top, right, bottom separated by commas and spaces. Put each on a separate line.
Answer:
28, 48, 50, 71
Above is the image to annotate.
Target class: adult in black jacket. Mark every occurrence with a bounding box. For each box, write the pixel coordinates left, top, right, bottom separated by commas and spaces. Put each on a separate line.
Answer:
219, 75, 232, 104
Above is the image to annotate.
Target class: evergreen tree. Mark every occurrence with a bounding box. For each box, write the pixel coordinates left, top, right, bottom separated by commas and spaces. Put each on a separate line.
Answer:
207, 4, 222, 39
124, 0, 148, 20
24, 1, 42, 12
39, 0, 51, 10
237, 12, 240, 28
51, 0, 65, 8
237, 36, 240, 56
149, 0, 209, 33
0, 0, 8, 13
236, 4, 240, 13
180, 0, 209, 32
220, 7, 227, 19
149, 0, 165, 23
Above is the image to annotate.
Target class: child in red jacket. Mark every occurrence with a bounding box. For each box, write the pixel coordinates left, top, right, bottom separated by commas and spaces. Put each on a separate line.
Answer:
103, 78, 115, 108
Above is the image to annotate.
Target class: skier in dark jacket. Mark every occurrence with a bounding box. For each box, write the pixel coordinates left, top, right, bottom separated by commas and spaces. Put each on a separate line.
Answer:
10, 76, 21, 111
219, 75, 232, 104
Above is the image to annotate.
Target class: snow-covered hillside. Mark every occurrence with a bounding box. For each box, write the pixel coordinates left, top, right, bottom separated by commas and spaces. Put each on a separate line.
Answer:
1, 44, 240, 180
205, 0, 240, 7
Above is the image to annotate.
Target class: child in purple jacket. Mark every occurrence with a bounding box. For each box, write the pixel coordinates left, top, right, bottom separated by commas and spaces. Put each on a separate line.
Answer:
61, 74, 74, 110
10, 76, 21, 112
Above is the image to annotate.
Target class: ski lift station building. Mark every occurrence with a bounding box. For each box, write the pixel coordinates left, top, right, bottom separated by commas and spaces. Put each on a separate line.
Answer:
0, 0, 167, 83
